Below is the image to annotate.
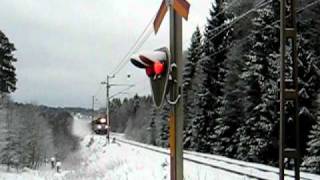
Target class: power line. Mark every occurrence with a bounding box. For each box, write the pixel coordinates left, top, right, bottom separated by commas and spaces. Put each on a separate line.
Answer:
109, 85, 135, 99
204, 0, 268, 38
297, 0, 320, 13
111, 14, 156, 76
205, 0, 272, 43
182, 0, 243, 47
200, 0, 320, 60
203, 0, 319, 45
93, 85, 103, 98
112, 27, 154, 76
182, 0, 270, 52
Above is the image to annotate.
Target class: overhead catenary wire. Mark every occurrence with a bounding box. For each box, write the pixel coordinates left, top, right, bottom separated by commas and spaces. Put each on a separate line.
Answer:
182, 0, 243, 47
109, 84, 135, 99
182, 0, 271, 53
199, 0, 320, 60
204, 0, 272, 43
202, 0, 319, 45
111, 14, 156, 76
204, 0, 267, 37
93, 85, 103, 99
297, 0, 320, 13
112, 27, 154, 76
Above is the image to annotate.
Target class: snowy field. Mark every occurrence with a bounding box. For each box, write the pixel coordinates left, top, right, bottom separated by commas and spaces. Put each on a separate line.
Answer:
0, 115, 319, 180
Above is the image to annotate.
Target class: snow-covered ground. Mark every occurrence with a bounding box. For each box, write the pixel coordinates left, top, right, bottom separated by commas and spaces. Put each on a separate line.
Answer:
0, 115, 319, 180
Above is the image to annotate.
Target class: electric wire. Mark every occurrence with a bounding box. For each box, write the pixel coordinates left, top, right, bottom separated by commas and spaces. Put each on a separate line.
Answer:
201, 0, 266, 36
112, 27, 154, 76
205, 0, 272, 43
109, 85, 135, 99
111, 14, 156, 76
199, 0, 320, 61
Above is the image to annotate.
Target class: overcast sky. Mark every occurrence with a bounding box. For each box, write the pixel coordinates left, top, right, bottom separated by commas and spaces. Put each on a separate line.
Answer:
0, 0, 212, 108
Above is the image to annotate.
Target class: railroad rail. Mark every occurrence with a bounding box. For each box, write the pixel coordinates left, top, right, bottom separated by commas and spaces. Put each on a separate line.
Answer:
115, 138, 315, 180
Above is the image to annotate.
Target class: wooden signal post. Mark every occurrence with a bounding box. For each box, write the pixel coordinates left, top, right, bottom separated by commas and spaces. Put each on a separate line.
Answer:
169, 5, 184, 180
154, 1, 190, 180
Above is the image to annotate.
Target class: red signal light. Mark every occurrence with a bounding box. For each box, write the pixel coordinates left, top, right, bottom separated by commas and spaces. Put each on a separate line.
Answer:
146, 66, 155, 77
154, 61, 165, 75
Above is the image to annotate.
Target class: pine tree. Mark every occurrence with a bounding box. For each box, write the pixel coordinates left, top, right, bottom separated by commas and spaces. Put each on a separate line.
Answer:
236, 4, 279, 164
157, 102, 170, 148
183, 26, 202, 149
296, 34, 320, 156
191, 0, 233, 154
212, 40, 247, 157
0, 101, 23, 171
303, 95, 320, 174
148, 107, 157, 146
297, 5, 320, 158
0, 30, 17, 94
183, 26, 202, 91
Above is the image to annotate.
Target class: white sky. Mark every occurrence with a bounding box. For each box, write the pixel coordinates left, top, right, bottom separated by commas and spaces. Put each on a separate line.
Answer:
0, 0, 212, 108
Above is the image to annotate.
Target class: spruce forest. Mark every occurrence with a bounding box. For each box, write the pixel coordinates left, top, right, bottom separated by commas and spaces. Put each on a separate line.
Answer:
109, 0, 320, 174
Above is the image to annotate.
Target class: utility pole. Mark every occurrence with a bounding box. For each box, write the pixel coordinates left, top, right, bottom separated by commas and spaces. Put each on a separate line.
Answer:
92, 96, 95, 121
279, 0, 300, 179
101, 75, 132, 140
101, 75, 114, 142
106, 75, 111, 127
169, 3, 184, 180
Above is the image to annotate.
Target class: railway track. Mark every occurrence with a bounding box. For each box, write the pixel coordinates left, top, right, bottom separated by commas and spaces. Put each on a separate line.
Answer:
116, 138, 315, 180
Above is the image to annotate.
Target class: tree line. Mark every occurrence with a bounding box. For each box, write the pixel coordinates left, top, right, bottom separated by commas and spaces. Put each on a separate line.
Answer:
0, 30, 78, 171
110, 0, 320, 174
0, 96, 79, 171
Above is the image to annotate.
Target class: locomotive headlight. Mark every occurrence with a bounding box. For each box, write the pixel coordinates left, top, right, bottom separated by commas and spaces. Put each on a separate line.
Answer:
105, 125, 109, 129
100, 118, 106, 123
97, 125, 102, 129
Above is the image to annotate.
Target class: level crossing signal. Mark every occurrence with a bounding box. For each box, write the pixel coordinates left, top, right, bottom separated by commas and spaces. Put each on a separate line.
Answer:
130, 47, 171, 108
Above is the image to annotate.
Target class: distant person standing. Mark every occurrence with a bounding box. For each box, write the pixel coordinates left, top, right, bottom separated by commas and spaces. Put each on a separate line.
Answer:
106, 134, 110, 144
50, 157, 56, 169
56, 161, 62, 173
45, 158, 49, 166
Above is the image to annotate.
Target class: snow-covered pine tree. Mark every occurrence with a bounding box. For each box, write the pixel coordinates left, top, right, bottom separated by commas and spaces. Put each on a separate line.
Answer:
0, 100, 23, 171
236, 3, 279, 164
183, 26, 202, 149
0, 30, 17, 94
191, 0, 233, 154
296, 3, 320, 160
296, 33, 320, 157
157, 102, 170, 148
183, 26, 202, 91
148, 107, 157, 146
212, 39, 247, 157
303, 94, 320, 174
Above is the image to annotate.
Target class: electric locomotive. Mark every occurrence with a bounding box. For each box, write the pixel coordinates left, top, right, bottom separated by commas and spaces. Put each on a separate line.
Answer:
91, 116, 109, 135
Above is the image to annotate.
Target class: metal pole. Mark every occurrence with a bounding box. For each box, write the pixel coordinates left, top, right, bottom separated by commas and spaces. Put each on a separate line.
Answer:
279, 0, 285, 178
169, 4, 184, 180
279, 0, 300, 179
106, 76, 111, 143
106, 76, 110, 126
92, 96, 95, 121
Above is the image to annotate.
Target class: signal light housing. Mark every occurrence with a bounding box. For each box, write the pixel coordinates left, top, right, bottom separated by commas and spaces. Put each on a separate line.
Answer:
130, 47, 170, 108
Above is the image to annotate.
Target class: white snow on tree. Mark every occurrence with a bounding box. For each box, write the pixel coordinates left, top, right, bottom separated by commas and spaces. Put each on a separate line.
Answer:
303, 95, 320, 174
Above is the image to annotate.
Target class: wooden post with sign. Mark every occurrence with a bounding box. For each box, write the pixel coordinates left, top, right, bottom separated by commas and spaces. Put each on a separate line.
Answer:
153, 1, 190, 180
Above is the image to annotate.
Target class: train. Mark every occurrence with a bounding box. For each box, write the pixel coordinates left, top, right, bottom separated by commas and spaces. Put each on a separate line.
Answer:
91, 116, 110, 135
